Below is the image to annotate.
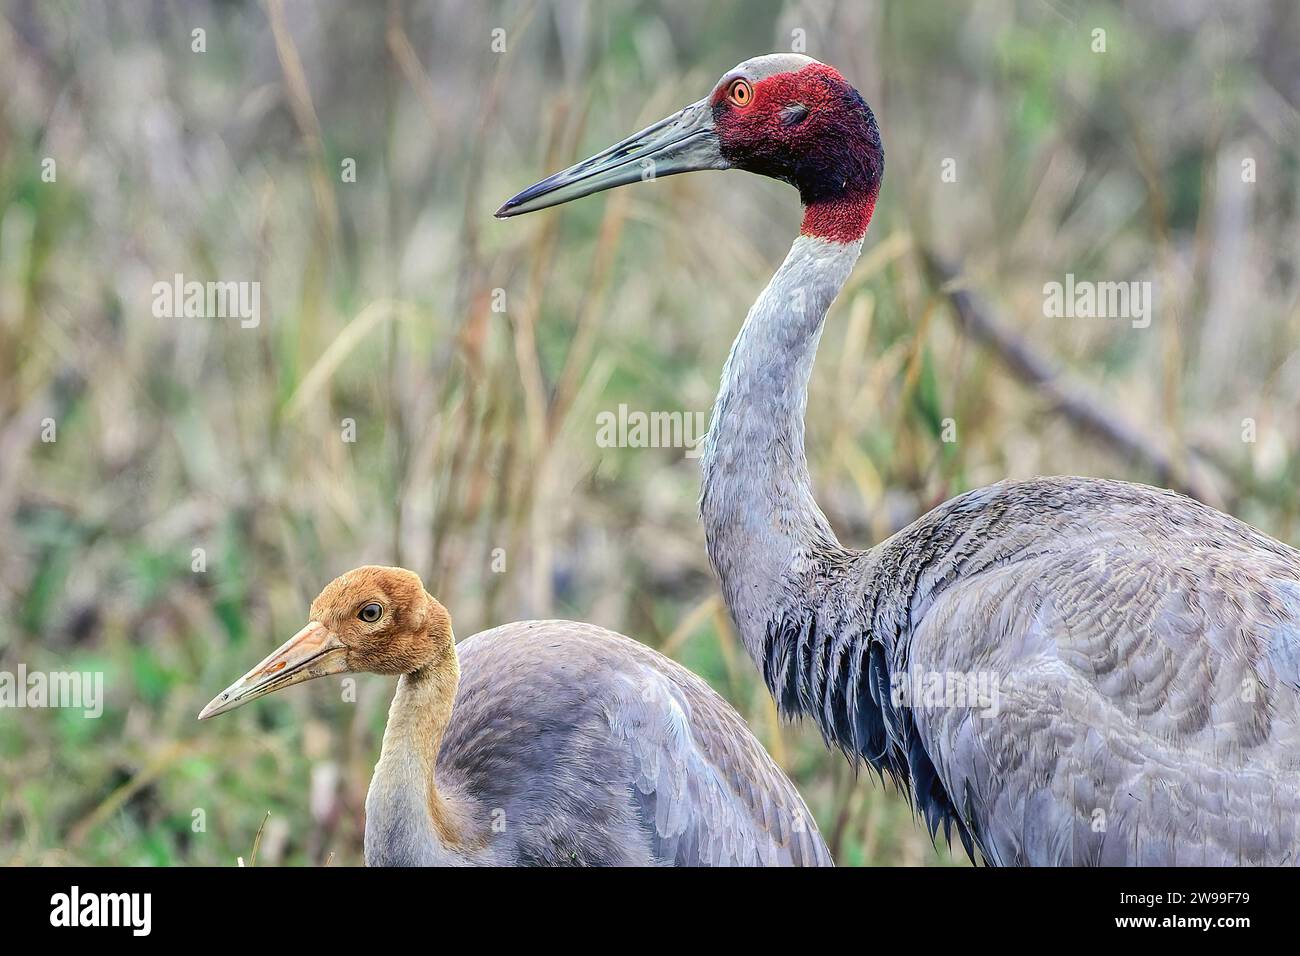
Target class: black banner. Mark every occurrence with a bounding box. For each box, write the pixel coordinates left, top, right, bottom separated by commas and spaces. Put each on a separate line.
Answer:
0, 866, 1278, 942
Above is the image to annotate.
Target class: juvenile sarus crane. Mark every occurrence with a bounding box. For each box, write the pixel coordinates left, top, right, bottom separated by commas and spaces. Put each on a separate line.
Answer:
199, 565, 831, 867
498, 54, 1300, 865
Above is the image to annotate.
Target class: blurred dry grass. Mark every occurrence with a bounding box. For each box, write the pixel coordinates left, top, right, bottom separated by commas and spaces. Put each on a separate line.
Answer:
0, 0, 1298, 865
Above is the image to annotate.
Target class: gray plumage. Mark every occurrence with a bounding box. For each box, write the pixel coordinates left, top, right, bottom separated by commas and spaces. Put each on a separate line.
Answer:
364, 620, 832, 867
701, 231, 1300, 868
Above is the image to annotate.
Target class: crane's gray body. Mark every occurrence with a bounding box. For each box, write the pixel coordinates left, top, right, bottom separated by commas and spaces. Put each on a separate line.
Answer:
363, 621, 832, 867
702, 234, 1300, 865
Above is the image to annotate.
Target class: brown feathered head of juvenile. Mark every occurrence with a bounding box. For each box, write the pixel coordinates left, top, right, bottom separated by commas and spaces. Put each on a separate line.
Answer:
198, 566, 453, 719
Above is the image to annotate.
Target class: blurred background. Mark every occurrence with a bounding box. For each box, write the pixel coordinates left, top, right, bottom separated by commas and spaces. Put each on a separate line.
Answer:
1, 0, 1298, 866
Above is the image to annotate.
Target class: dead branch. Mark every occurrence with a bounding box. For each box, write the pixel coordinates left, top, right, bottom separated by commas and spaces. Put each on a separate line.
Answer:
921, 251, 1217, 505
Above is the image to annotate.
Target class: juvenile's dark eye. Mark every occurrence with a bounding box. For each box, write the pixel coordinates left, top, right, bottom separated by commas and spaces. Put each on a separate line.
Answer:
727, 77, 753, 107
358, 603, 382, 623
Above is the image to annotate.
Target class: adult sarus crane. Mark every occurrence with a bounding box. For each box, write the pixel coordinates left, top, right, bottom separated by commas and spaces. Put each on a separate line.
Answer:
199, 565, 831, 867
498, 54, 1300, 865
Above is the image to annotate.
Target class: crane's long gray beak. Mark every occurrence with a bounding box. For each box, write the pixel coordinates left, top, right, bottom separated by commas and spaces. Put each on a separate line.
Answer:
198, 621, 349, 720
495, 99, 727, 218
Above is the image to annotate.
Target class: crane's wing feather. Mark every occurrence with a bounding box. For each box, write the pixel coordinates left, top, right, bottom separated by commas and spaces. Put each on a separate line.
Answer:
451, 621, 831, 866
896, 479, 1300, 865
604, 660, 832, 867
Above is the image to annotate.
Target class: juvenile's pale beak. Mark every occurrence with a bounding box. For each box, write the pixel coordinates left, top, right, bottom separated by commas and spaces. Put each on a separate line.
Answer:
198, 621, 349, 720
495, 98, 727, 218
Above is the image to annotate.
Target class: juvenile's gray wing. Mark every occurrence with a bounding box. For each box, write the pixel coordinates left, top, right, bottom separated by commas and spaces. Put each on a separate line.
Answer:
905, 529, 1300, 866
450, 620, 831, 867
605, 660, 832, 867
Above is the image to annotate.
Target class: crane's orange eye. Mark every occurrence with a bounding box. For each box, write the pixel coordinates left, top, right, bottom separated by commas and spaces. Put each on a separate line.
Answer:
727, 78, 753, 107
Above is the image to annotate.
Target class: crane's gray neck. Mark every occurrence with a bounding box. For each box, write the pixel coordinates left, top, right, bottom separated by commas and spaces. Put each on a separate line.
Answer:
700, 234, 863, 668
365, 647, 479, 866
698, 226, 977, 859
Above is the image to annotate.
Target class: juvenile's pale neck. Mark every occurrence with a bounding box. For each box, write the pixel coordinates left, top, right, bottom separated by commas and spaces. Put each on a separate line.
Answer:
365, 642, 469, 865
699, 230, 864, 666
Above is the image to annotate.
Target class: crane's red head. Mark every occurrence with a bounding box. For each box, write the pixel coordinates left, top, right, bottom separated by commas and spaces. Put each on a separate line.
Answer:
496, 54, 883, 244
709, 59, 883, 241
198, 566, 455, 720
